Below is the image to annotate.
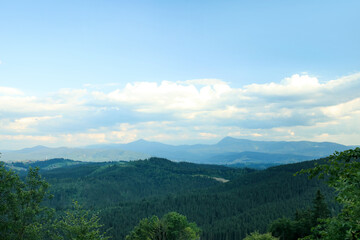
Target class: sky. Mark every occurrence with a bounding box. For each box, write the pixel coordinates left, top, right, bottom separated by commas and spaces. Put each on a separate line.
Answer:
0, 0, 360, 149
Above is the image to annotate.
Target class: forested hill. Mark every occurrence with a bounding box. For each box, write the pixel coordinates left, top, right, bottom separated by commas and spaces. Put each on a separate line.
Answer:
5, 158, 86, 172
98, 159, 334, 240
4, 157, 336, 240
39, 158, 251, 208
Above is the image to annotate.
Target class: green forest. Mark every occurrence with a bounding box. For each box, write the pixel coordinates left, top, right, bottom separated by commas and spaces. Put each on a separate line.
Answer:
1, 148, 359, 239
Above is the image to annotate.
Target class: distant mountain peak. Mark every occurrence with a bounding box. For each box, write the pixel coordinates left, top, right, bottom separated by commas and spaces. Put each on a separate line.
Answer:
32, 145, 49, 149
217, 136, 247, 145
127, 139, 153, 146
20, 145, 50, 151
132, 139, 149, 143
221, 136, 236, 141
3, 137, 351, 166
127, 139, 170, 147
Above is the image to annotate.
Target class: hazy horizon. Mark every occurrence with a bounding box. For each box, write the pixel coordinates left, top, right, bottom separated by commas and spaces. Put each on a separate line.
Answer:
1, 136, 357, 152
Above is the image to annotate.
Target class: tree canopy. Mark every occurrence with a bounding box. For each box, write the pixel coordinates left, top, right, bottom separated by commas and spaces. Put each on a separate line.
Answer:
0, 162, 52, 240
125, 212, 201, 240
51, 201, 110, 240
243, 231, 278, 240
299, 147, 360, 240
0, 162, 109, 240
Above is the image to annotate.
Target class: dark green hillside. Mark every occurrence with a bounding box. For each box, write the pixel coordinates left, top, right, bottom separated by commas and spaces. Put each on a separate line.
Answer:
97, 159, 333, 240
2, 157, 335, 240
41, 158, 249, 209
6, 158, 85, 172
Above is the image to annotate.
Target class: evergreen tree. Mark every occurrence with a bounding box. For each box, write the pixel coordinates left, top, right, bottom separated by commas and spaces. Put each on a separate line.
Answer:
268, 218, 295, 240
293, 209, 312, 238
268, 190, 330, 240
311, 189, 330, 226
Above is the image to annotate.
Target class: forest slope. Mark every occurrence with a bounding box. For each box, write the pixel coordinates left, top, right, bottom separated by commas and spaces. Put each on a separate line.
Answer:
4, 157, 336, 240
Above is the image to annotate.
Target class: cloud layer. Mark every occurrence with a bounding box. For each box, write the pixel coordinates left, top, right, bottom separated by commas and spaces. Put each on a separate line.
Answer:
1, 73, 360, 149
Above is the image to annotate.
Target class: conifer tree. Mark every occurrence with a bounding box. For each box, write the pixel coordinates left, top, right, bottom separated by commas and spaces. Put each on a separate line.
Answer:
311, 190, 330, 226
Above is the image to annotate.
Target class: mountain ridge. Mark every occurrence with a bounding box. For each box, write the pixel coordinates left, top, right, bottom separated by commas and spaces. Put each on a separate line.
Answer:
1, 137, 352, 167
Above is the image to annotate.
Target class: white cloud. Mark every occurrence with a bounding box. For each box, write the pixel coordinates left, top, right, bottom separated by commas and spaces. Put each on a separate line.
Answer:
324, 72, 360, 90
61, 132, 107, 144
0, 134, 57, 142
320, 97, 360, 118
4, 115, 62, 132
1, 72, 360, 148
199, 132, 218, 139
245, 74, 321, 96
243, 73, 360, 110
251, 133, 263, 137
0, 86, 23, 95
0, 86, 93, 116
100, 80, 235, 113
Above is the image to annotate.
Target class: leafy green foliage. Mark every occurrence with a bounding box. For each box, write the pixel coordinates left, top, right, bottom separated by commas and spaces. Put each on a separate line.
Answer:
126, 212, 200, 240
0, 163, 52, 239
52, 201, 110, 240
0, 161, 109, 240
0, 162, 53, 240
299, 147, 360, 240
243, 231, 278, 240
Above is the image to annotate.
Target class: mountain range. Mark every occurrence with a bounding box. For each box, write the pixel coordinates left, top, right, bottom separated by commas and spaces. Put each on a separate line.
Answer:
1, 137, 353, 168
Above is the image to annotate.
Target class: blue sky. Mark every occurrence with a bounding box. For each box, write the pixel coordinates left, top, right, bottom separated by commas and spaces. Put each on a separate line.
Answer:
1, 1, 360, 149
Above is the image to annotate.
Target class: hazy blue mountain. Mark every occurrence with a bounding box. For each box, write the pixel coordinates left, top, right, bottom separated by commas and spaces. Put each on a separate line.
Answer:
1, 145, 149, 162
1, 137, 351, 168
212, 137, 350, 157
87, 139, 210, 162
206, 151, 312, 169
4, 158, 86, 172
88, 137, 350, 163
